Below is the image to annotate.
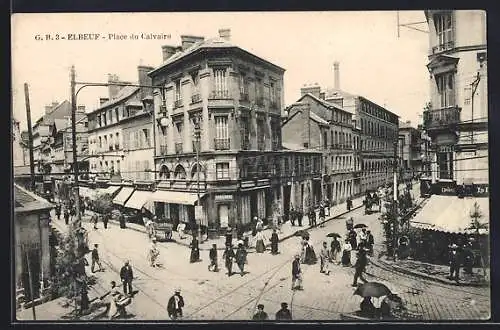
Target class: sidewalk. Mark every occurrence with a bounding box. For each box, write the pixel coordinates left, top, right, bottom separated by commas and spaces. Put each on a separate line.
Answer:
104, 195, 366, 251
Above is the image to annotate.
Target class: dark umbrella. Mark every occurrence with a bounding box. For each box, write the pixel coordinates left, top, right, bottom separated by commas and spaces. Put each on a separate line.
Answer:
326, 233, 341, 238
353, 282, 392, 298
294, 230, 309, 238
353, 224, 368, 229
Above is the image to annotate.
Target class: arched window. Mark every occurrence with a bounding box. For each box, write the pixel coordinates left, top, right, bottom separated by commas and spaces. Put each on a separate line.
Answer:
191, 163, 206, 181
159, 165, 170, 179
174, 164, 187, 179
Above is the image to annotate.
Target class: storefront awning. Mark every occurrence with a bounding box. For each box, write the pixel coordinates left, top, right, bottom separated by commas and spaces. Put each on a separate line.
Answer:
124, 190, 153, 210
101, 186, 121, 196
240, 185, 271, 192
150, 190, 205, 205
410, 195, 489, 234
113, 187, 135, 206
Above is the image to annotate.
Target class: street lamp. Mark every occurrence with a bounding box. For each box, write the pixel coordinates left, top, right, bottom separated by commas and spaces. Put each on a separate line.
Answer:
193, 114, 202, 241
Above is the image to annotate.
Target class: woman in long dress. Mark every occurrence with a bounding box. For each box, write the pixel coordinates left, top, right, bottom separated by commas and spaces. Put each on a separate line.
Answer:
304, 237, 317, 264
255, 230, 266, 253
342, 239, 352, 266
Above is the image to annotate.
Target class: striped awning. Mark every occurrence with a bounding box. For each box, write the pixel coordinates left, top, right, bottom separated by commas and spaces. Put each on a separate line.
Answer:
113, 187, 134, 206
124, 190, 153, 210
150, 190, 204, 205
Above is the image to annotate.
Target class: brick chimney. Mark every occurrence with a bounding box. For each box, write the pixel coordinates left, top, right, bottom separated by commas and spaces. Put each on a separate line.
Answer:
108, 74, 121, 100
333, 61, 340, 90
161, 45, 178, 61
218, 28, 231, 41
300, 84, 321, 98
180, 35, 205, 51
138, 65, 155, 100
99, 98, 109, 106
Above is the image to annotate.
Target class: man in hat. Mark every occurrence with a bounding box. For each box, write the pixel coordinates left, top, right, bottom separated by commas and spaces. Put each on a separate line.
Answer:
319, 242, 330, 275
167, 288, 185, 320
463, 239, 474, 276
120, 260, 134, 296
270, 229, 279, 255
235, 242, 248, 276
91, 244, 104, 273
291, 254, 303, 290
352, 246, 368, 287
149, 240, 160, 267
275, 302, 292, 320
252, 304, 269, 320
208, 244, 219, 272
448, 243, 462, 283
222, 244, 235, 277
366, 230, 374, 256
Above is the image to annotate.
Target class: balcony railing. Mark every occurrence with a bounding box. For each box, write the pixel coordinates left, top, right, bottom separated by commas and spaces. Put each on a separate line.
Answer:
174, 99, 183, 109
159, 145, 168, 155
256, 96, 264, 106
191, 93, 201, 104
214, 138, 230, 150
175, 142, 183, 154
240, 92, 249, 101
432, 41, 455, 54
209, 90, 230, 99
423, 106, 460, 129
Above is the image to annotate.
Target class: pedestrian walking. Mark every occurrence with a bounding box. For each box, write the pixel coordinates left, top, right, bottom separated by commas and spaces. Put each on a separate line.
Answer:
235, 242, 247, 276
319, 242, 330, 275
167, 289, 185, 320
270, 229, 279, 255
291, 254, 303, 290
252, 304, 269, 320
342, 239, 352, 267
330, 236, 341, 264
119, 212, 126, 229
352, 246, 369, 286
297, 208, 303, 227
256, 217, 264, 232
359, 228, 368, 246
348, 228, 358, 250
103, 212, 109, 229
64, 209, 70, 225
318, 205, 325, 227
91, 214, 98, 230
324, 198, 330, 216
120, 260, 134, 296
70, 207, 76, 221
308, 208, 316, 227
255, 230, 266, 253
366, 230, 374, 256
55, 203, 61, 220
99, 280, 131, 319
149, 241, 160, 267
225, 227, 233, 247
463, 240, 474, 276
347, 197, 353, 212
91, 244, 104, 273
223, 244, 235, 276
275, 302, 292, 320
448, 243, 461, 283
190, 236, 200, 263
303, 237, 317, 264
208, 244, 219, 272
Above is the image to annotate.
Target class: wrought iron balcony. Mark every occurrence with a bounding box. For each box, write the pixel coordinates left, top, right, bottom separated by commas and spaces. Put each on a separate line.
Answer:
423, 106, 460, 130
174, 99, 183, 109
175, 142, 183, 154
214, 138, 230, 150
432, 41, 455, 54
191, 93, 201, 104
209, 90, 230, 99
240, 93, 249, 101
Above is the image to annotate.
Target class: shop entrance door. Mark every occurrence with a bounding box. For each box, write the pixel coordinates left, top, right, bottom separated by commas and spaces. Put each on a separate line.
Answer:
218, 204, 229, 228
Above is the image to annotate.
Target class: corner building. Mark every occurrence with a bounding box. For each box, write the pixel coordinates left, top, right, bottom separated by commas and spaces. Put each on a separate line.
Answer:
149, 30, 285, 232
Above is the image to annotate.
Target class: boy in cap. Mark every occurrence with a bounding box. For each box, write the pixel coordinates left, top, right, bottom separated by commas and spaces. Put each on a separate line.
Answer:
252, 304, 269, 320
275, 302, 292, 320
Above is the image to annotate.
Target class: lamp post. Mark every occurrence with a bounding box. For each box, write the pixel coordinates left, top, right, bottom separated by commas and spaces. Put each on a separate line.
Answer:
193, 114, 202, 241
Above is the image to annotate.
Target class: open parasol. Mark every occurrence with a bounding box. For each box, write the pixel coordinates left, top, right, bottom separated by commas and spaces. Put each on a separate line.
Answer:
353, 223, 368, 229
326, 232, 341, 238
353, 282, 392, 298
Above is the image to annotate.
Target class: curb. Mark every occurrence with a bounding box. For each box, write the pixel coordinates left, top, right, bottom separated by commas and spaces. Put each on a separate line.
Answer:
372, 257, 489, 287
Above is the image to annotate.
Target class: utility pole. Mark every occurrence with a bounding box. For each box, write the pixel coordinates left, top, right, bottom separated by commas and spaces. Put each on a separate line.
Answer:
393, 140, 399, 261
471, 72, 481, 145
193, 114, 202, 241
70, 66, 81, 225
24, 83, 36, 191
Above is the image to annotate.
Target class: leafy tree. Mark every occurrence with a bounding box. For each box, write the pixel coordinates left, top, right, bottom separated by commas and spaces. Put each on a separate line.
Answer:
468, 202, 488, 279
92, 193, 113, 214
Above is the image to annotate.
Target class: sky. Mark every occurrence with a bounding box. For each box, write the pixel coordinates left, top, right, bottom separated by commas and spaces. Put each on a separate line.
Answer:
11, 11, 430, 131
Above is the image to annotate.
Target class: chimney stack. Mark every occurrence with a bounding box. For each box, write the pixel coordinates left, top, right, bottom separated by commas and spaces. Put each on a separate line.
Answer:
108, 74, 121, 100
180, 35, 205, 51
334, 61, 340, 90
161, 45, 178, 62
300, 84, 321, 98
218, 28, 231, 41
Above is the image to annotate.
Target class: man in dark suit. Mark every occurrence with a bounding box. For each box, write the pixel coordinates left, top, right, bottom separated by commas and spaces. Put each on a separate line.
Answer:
275, 302, 292, 320
120, 260, 134, 296
352, 246, 368, 287
167, 289, 185, 320
291, 254, 303, 290
448, 244, 462, 283
252, 304, 269, 320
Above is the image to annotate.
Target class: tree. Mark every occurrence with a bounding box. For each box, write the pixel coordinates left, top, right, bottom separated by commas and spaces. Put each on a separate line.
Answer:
468, 202, 488, 279
92, 193, 113, 214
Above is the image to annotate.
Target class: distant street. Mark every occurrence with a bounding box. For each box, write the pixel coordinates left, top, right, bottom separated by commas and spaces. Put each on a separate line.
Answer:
64, 184, 489, 320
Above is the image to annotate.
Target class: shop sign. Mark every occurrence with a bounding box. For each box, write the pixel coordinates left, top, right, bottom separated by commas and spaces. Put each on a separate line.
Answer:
433, 180, 457, 195
215, 194, 233, 201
